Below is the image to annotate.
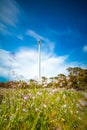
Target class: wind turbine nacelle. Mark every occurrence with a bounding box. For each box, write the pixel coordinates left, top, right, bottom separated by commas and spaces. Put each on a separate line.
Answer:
38, 40, 41, 45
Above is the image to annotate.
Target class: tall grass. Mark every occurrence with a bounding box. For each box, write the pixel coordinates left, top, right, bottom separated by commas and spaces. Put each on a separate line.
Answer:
0, 88, 87, 130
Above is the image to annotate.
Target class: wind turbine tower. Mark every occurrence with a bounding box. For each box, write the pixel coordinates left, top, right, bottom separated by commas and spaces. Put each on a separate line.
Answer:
38, 40, 41, 82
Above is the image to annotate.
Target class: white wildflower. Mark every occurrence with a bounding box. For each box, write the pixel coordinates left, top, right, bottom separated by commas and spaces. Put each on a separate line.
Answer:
63, 94, 66, 99
56, 97, 60, 102
70, 110, 73, 114
78, 117, 81, 120
49, 91, 53, 95
16, 108, 19, 111
73, 99, 75, 102
4, 118, 7, 121
32, 96, 35, 100
35, 108, 38, 112
76, 103, 79, 107
37, 92, 42, 96
43, 104, 47, 108
10, 114, 15, 120
2, 101, 6, 104
62, 104, 67, 108
22, 108, 26, 112
76, 103, 82, 109
76, 110, 79, 114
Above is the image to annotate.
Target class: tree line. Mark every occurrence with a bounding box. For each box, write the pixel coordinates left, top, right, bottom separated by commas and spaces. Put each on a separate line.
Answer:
0, 67, 87, 91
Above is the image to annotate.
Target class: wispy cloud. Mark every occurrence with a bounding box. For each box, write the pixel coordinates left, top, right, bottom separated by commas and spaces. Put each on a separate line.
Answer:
0, 0, 20, 27
26, 29, 55, 52
0, 48, 85, 81
0, 0, 21, 36
0, 23, 11, 35
17, 35, 24, 40
27, 30, 45, 41
51, 27, 80, 38
83, 45, 87, 52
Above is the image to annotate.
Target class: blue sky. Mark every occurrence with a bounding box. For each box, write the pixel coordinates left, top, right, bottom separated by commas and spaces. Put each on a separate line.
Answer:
0, 0, 87, 81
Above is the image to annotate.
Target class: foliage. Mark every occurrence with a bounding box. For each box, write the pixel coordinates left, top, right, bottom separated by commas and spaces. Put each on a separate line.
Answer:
67, 67, 87, 90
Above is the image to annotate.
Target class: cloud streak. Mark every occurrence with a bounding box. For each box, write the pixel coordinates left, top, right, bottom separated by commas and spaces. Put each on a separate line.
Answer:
0, 23, 11, 35
27, 30, 45, 41
0, 0, 20, 27
0, 0, 21, 36
27, 29, 55, 52
50, 27, 80, 38
17, 35, 24, 40
83, 45, 87, 52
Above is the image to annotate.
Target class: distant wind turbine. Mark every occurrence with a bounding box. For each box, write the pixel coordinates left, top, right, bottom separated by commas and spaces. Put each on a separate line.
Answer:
38, 40, 41, 83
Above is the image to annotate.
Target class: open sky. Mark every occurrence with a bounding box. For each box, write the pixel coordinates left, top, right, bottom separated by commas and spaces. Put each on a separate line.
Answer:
0, 0, 87, 82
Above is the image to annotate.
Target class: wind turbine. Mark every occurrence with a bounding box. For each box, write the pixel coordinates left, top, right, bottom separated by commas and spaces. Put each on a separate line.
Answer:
38, 40, 41, 83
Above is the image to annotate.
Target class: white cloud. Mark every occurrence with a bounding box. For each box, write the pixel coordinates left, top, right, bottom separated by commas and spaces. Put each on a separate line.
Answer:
83, 45, 87, 52
0, 47, 85, 81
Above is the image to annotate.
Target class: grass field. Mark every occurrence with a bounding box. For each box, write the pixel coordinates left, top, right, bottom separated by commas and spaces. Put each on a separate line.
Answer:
0, 88, 87, 130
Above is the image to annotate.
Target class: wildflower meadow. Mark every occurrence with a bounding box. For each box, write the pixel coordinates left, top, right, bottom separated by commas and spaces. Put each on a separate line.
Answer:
0, 88, 87, 130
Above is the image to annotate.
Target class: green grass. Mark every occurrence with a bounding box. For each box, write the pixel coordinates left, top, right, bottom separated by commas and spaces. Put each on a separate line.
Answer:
0, 88, 87, 130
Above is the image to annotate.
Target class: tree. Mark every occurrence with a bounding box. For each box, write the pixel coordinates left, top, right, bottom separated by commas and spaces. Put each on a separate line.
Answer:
29, 79, 38, 88
67, 67, 87, 90
41, 76, 48, 87
57, 74, 67, 88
